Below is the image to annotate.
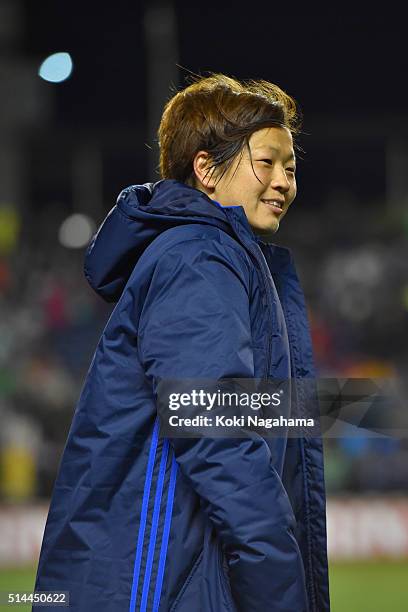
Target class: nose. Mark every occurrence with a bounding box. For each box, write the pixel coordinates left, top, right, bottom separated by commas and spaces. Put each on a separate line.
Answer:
270, 166, 291, 193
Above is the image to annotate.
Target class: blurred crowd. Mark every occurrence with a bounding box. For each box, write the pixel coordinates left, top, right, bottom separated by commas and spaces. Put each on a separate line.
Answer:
0, 204, 111, 500
0, 189, 407, 502
283, 189, 408, 495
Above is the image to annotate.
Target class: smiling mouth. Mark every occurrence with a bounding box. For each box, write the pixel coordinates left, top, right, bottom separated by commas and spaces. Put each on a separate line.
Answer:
261, 199, 284, 214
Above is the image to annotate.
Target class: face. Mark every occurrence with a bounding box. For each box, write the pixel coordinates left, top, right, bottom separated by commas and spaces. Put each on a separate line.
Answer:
197, 127, 297, 238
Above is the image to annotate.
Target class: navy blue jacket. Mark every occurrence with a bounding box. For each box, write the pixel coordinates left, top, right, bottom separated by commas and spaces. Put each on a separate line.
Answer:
34, 179, 330, 611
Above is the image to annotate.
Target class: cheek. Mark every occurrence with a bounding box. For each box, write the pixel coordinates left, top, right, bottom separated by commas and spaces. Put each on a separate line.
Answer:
290, 180, 297, 202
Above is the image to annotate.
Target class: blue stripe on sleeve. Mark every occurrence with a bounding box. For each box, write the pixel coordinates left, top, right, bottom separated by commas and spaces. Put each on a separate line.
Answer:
129, 418, 160, 612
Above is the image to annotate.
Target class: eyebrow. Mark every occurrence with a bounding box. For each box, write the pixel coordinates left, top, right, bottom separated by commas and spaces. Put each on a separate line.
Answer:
253, 145, 296, 162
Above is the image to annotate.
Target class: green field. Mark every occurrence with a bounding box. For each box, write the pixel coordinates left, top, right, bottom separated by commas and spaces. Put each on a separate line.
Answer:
0, 561, 407, 610
329, 560, 408, 612
0, 567, 35, 612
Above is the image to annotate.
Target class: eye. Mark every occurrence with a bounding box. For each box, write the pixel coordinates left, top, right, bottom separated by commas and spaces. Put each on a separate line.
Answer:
286, 167, 296, 174
258, 159, 273, 165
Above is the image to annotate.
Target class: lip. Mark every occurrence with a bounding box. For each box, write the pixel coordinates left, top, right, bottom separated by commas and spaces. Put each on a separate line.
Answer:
261, 199, 284, 215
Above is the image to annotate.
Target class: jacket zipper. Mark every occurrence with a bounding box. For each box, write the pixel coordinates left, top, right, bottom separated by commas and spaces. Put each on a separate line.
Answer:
246, 242, 274, 378
219, 210, 276, 377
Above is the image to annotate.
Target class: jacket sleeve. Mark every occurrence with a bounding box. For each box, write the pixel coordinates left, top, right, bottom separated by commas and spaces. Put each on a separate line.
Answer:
137, 237, 308, 612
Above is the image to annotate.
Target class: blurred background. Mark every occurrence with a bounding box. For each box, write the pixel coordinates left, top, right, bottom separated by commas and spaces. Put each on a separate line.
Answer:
0, 1, 407, 610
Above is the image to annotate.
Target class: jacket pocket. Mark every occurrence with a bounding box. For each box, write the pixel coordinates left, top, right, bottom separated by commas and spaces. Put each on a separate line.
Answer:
217, 546, 236, 612
169, 541, 236, 612
169, 550, 203, 612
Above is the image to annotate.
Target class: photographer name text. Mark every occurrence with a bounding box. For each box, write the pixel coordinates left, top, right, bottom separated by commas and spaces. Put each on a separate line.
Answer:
167, 415, 315, 429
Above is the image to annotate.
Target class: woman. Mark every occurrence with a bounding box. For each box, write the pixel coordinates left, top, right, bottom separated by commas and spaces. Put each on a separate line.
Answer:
34, 73, 330, 611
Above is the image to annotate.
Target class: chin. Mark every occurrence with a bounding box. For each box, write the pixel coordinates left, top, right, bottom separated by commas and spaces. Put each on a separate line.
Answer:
254, 223, 279, 240
264, 221, 280, 234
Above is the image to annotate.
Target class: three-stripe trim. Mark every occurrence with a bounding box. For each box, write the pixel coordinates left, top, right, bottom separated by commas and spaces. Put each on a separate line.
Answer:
129, 419, 178, 612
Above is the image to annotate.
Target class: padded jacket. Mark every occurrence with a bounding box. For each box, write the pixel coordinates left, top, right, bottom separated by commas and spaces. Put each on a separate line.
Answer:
34, 179, 330, 611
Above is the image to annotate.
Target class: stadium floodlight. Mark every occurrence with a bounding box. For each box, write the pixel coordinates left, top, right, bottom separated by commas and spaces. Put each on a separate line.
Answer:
58, 213, 95, 249
38, 52, 73, 83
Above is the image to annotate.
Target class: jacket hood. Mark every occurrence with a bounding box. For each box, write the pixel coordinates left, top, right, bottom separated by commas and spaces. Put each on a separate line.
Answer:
84, 179, 256, 303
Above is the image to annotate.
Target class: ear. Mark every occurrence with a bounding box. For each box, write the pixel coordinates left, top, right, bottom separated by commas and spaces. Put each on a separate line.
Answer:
192, 150, 217, 193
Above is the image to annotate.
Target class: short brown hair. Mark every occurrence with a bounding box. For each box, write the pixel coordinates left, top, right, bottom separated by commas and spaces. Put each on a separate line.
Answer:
158, 72, 302, 186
